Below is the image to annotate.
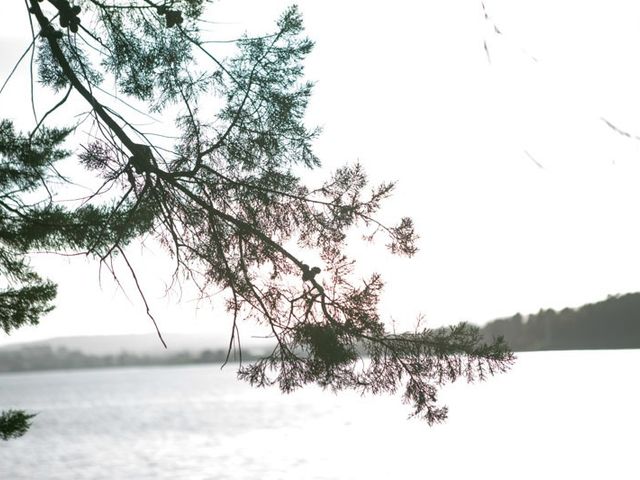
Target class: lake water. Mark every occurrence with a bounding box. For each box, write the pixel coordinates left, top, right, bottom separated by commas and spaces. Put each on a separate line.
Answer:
1, 350, 638, 479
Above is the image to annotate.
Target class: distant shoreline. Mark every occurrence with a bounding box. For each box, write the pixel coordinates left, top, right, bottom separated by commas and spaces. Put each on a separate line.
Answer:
0, 344, 268, 374
2, 343, 640, 375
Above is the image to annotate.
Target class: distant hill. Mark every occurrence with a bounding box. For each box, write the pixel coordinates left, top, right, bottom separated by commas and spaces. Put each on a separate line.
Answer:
0, 332, 269, 356
0, 343, 270, 373
3, 292, 639, 372
480, 292, 640, 351
0, 333, 273, 373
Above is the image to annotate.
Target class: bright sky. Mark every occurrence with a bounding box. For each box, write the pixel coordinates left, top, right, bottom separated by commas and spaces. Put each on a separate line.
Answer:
3, 0, 640, 346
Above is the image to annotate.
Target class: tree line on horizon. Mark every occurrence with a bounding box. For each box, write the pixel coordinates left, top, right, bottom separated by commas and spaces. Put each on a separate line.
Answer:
0, 344, 268, 373
479, 292, 640, 351
4, 291, 638, 374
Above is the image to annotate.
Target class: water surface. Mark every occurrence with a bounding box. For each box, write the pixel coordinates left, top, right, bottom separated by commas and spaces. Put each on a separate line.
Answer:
1, 350, 638, 479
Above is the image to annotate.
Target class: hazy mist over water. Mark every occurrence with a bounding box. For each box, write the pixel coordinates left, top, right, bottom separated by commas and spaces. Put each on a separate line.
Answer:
1, 350, 638, 479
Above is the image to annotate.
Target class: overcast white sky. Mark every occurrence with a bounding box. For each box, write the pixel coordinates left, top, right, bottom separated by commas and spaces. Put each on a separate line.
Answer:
3, 0, 640, 347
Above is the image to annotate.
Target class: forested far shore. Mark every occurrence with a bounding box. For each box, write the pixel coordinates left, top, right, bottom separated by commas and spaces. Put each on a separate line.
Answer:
480, 292, 640, 351
0, 345, 267, 373
2, 292, 639, 373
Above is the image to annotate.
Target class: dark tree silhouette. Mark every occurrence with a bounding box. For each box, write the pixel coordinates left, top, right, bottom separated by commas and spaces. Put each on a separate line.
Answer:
0, 0, 513, 439
0, 410, 36, 441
